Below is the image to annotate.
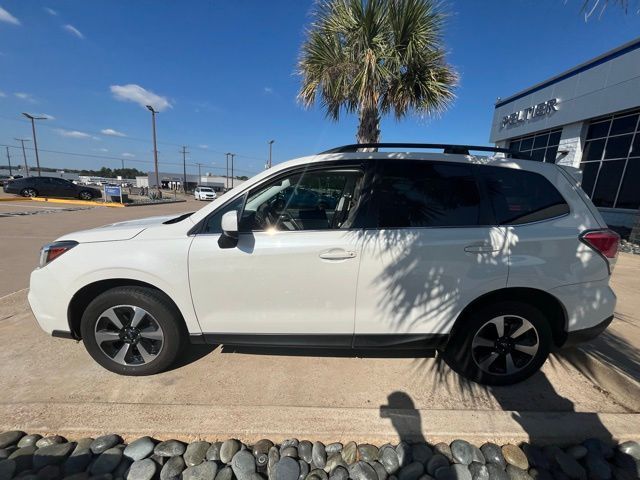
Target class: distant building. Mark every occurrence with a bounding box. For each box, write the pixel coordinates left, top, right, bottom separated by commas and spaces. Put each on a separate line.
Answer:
141, 171, 246, 191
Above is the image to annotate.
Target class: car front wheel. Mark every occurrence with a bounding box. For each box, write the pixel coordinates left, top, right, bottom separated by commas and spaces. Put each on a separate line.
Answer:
79, 190, 94, 200
442, 301, 552, 386
80, 286, 187, 375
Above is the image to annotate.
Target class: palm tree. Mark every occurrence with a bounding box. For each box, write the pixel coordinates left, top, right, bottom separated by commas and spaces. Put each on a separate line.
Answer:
297, 0, 458, 145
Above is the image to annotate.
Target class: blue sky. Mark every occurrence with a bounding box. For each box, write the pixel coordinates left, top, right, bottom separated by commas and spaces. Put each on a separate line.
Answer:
0, 0, 638, 177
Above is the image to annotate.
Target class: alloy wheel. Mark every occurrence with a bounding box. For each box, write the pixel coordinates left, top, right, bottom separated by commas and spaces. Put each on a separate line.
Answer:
23, 188, 37, 197
79, 191, 93, 200
94, 305, 164, 366
471, 315, 539, 376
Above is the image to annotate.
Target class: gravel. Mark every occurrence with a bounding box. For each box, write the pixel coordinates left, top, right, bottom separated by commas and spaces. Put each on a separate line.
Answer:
0, 432, 635, 480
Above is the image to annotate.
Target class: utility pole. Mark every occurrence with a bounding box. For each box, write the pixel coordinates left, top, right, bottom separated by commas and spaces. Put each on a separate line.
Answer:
14, 138, 30, 176
225, 153, 230, 190
268, 140, 274, 169
146, 105, 160, 190
5, 147, 12, 176
22, 113, 47, 176
121, 159, 125, 171
230, 153, 235, 189
181, 146, 189, 192
196, 162, 203, 181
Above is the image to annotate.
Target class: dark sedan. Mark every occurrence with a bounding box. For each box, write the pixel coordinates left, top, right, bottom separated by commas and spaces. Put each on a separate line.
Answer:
3, 176, 102, 200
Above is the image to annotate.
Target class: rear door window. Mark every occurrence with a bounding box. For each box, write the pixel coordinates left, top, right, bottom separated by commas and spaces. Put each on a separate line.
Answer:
480, 166, 569, 225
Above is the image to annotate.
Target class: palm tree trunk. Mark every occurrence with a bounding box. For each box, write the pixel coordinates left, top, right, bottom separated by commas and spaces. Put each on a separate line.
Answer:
357, 105, 380, 145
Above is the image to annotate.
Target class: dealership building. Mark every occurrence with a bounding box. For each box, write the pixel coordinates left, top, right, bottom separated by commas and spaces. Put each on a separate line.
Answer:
490, 37, 640, 233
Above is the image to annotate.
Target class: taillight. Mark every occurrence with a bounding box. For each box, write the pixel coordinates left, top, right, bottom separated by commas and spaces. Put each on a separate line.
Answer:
39, 240, 78, 267
580, 229, 620, 259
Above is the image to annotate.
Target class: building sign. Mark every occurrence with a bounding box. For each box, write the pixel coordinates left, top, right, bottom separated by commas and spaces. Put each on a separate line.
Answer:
501, 98, 559, 128
104, 185, 121, 197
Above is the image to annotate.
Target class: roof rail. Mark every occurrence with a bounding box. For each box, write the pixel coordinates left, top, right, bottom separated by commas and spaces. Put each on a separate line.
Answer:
320, 143, 532, 160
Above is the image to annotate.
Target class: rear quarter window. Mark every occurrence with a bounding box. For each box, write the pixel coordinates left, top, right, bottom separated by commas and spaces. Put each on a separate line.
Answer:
480, 166, 569, 225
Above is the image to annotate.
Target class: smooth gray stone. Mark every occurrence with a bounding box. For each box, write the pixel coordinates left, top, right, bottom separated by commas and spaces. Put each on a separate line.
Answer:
160, 455, 186, 480
114, 456, 132, 478
324, 453, 346, 474
35, 464, 61, 480
435, 466, 455, 480
9, 445, 36, 472
0, 431, 25, 449
618, 441, 640, 461
0, 459, 16, 479
17, 435, 41, 449
206, 442, 222, 462
268, 446, 280, 480
451, 441, 474, 466
520, 445, 548, 471
527, 468, 553, 480
348, 461, 378, 480
276, 456, 300, 480
298, 459, 310, 480
127, 458, 157, 480
400, 462, 425, 480
342, 443, 357, 465
553, 451, 586, 480
220, 440, 241, 464
502, 446, 528, 471
124, 437, 155, 462
150, 453, 165, 467
380, 446, 401, 475
298, 442, 313, 464
452, 464, 473, 480
185, 441, 211, 467
427, 455, 450, 476
412, 444, 433, 465
254, 440, 275, 457
435, 445, 453, 464
469, 462, 489, 480
35, 436, 65, 449
358, 444, 379, 463
506, 465, 532, 480
583, 452, 611, 480
33, 442, 75, 469
326, 444, 343, 455
329, 466, 349, 480
233, 450, 257, 480
418, 476, 436, 480
312, 442, 326, 469
582, 440, 613, 460
154, 440, 186, 458
372, 461, 389, 480
281, 440, 300, 451
565, 447, 587, 462
613, 450, 639, 472
64, 472, 90, 480
485, 463, 509, 480
470, 447, 485, 466
281, 447, 298, 459
249, 473, 265, 480
76, 438, 94, 451
397, 443, 413, 468
64, 447, 93, 475
182, 461, 219, 480
90, 447, 123, 475
481, 445, 507, 469
91, 435, 122, 455
216, 465, 233, 480
307, 468, 329, 480
0, 449, 9, 460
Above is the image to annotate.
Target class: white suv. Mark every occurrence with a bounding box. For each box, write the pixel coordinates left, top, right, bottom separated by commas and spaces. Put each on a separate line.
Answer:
194, 186, 217, 201
28, 144, 619, 385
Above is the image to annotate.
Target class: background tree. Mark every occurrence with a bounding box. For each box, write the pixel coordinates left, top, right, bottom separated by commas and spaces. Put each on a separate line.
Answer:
297, 0, 458, 145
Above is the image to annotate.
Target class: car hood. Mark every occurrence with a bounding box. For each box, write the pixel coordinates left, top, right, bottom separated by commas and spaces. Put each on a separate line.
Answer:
57, 214, 180, 243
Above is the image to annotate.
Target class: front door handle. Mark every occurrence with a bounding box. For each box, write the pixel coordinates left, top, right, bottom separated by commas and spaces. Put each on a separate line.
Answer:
464, 244, 496, 254
319, 248, 357, 260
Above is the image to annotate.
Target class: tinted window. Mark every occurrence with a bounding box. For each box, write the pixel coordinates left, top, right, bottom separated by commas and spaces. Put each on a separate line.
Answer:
373, 161, 482, 228
591, 160, 625, 208
580, 162, 600, 197
610, 114, 638, 136
481, 167, 569, 225
587, 120, 610, 139
604, 134, 632, 159
533, 134, 548, 149
616, 159, 640, 209
583, 139, 605, 161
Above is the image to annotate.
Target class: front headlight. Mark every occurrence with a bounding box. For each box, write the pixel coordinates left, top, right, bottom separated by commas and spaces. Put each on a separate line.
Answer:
39, 240, 78, 268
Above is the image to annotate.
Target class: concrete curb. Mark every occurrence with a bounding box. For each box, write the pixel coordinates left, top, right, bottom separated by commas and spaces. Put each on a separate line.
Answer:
29, 197, 124, 208
1, 402, 639, 446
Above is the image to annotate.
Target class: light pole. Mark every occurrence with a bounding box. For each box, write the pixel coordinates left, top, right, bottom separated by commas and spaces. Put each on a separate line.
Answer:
196, 162, 203, 183
14, 138, 30, 176
268, 140, 274, 169
230, 153, 235, 189
181, 146, 188, 192
22, 113, 47, 176
5, 147, 13, 176
146, 105, 160, 190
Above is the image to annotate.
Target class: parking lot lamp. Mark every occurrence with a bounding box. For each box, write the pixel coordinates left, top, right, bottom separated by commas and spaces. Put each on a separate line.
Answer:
268, 140, 274, 169
14, 138, 30, 176
22, 113, 47, 177
146, 105, 160, 191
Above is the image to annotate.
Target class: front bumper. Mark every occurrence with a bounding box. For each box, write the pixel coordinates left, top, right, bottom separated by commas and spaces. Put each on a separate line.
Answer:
562, 315, 613, 348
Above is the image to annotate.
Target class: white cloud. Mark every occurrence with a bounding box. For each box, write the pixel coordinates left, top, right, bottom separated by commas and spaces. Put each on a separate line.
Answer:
263, 87, 273, 94
93, 148, 109, 152
121, 152, 135, 158
110, 84, 172, 111
44, 7, 57, 16
0, 7, 20, 25
0, 91, 6, 98
15, 92, 36, 103
101, 128, 126, 137
55, 128, 92, 139
63, 24, 84, 39
198, 144, 209, 149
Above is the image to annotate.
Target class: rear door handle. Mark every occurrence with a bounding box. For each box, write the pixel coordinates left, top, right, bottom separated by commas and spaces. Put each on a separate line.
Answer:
319, 248, 357, 260
464, 244, 496, 254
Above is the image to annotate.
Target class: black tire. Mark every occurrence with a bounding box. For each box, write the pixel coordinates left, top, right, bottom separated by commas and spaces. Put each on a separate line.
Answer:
21, 188, 38, 197
442, 301, 552, 386
80, 286, 187, 376
78, 190, 94, 200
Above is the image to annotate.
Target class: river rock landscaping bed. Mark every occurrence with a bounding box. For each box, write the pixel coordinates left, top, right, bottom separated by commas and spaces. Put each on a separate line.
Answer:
0, 432, 638, 480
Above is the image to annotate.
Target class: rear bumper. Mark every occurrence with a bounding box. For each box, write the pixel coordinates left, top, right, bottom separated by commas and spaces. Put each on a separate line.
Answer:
562, 315, 613, 348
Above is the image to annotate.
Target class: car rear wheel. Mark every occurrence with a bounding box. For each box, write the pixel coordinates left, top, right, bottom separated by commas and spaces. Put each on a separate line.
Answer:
80, 286, 187, 375
21, 188, 38, 197
79, 190, 94, 200
442, 301, 552, 386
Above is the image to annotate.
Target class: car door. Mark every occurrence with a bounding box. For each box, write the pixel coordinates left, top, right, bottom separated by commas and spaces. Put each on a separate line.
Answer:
188, 162, 370, 346
50, 177, 77, 198
353, 159, 509, 348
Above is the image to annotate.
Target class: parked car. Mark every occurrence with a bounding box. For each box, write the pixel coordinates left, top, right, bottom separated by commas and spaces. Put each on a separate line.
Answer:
3, 176, 102, 200
194, 186, 217, 201
28, 144, 619, 384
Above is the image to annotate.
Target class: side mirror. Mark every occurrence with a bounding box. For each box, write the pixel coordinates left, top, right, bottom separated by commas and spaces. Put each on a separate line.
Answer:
218, 210, 239, 249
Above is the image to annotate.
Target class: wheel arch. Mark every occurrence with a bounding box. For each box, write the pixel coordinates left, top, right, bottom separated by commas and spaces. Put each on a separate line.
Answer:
450, 287, 568, 348
67, 278, 188, 340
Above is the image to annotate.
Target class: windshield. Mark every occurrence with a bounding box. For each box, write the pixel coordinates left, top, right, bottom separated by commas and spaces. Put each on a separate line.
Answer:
200, 187, 214, 192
